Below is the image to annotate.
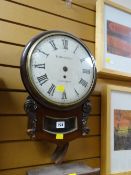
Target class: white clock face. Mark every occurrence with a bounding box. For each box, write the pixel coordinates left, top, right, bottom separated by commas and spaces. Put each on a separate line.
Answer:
27, 32, 96, 107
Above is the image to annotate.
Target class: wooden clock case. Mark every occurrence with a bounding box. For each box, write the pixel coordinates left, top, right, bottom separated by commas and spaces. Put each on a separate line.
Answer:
20, 30, 97, 164
20, 30, 96, 144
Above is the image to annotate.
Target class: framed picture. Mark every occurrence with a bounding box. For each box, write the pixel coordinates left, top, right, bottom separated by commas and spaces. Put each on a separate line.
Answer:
95, 0, 131, 80
101, 85, 131, 175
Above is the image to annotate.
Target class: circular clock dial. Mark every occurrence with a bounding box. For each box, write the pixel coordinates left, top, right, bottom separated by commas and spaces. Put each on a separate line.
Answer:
21, 31, 96, 109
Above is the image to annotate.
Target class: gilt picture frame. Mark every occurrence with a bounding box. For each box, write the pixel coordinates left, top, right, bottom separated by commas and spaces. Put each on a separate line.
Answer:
101, 85, 131, 175
95, 0, 131, 80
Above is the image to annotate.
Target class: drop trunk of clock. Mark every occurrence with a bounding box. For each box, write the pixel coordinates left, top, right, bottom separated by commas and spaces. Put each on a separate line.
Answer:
25, 96, 91, 144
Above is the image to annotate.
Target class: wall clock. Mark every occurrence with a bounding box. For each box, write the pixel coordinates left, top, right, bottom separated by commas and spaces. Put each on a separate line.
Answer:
20, 30, 97, 163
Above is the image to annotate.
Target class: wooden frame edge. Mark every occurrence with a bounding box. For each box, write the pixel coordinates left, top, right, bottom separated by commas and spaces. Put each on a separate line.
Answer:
101, 85, 111, 175
95, 0, 104, 72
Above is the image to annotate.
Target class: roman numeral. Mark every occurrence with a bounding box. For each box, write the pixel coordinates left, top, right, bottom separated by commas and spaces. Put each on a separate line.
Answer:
47, 84, 56, 96
79, 78, 88, 88
74, 88, 79, 96
80, 58, 86, 63
82, 69, 90, 74
34, 63, 45, 69
49, 40, 57, 50
73, 45, 79, 54
37, 49, 49, 57
37, 74, 48, 86
62, 39, 68, 50
62, 91, 67, 100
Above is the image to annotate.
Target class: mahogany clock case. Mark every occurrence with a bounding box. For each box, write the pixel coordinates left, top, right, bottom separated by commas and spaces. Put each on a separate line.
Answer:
20, 30, 97, 111
25, 95, 92, 144
34, 103, 85, 144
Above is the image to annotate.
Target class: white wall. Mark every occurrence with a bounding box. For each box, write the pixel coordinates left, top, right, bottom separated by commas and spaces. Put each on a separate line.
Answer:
111, 0, 131, 9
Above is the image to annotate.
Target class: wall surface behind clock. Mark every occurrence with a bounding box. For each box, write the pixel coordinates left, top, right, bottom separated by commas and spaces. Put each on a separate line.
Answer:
0, 0, 119, 174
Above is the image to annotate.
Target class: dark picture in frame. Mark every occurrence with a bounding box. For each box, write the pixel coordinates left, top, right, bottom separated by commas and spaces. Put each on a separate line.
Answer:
114, 109, 131, 151
107, 20, 131, 58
